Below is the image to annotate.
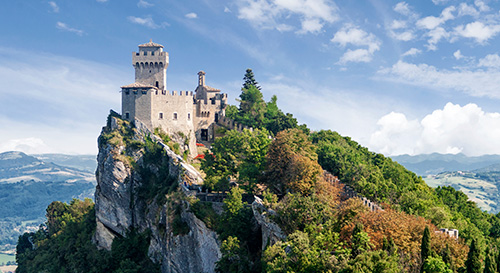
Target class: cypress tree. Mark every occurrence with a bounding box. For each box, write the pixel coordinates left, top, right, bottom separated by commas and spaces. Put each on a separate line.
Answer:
484, 246, 496, 273
441, 244, 454, 272
421, 226, 431, 265
465, 239, 482, 273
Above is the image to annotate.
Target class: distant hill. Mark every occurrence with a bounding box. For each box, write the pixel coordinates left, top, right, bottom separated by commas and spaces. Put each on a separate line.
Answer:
32, 154, 97, 173
391, 153, 500, 176
0, 151, 96, 250
391, 153, 500, 213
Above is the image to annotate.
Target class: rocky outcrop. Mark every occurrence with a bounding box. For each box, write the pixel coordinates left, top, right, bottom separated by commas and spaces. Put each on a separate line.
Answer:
252, 197, 286, 251
93, 116, 221, 273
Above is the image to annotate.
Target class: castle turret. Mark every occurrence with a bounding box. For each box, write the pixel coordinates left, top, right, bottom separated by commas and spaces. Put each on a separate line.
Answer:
198, 71, 206, 86
132, 40, 169, 90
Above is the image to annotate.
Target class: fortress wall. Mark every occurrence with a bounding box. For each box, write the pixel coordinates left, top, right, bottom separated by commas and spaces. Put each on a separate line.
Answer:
122, 88, 153, 129
216, 116, 252, 132
151, 90, 197, 157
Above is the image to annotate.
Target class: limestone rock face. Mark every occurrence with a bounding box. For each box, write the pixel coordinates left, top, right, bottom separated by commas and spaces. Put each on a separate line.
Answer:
252, 197, 286, 251
93, 117, 221, 273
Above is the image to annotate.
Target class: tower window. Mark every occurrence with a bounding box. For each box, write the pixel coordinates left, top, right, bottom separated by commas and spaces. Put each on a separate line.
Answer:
141, 89, 147, 94
159, 113, 163, 119
125, 112, 130, 119
133, 90, 138, 95
144, 51, 147, 56
187, 113, 191, 120
125, 90, 130, 95
156, 81, 159, 88
173, 113, 178, 120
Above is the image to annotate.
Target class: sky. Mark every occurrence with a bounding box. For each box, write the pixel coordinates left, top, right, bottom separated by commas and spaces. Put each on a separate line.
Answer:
1, 0, 500, 156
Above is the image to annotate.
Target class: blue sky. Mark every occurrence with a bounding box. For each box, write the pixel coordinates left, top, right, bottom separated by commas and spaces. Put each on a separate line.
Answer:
1, 0, 500, 156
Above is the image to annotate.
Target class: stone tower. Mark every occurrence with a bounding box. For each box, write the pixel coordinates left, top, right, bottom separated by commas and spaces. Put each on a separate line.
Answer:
132, 40, 169, 90
121, 40, 227, 158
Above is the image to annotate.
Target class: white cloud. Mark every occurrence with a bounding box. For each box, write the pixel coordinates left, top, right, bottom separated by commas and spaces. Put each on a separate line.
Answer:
475, 0, 490, 12
127, 16, 165, 28
426, 27, 449, 50
454, 21, 500, 43
390, 20, 407, 29
392, 31, 415, 41
394, 2, 412, 16
369, 103, 500, 156
432, 0, 448, 4
48, 1, 59, 13
0, 138, 53, 154
416, 6, 455, 30
185, 12, 198, 19
332, 25, 381, 64
56, 22, 84, 36
297, 18, 323, 34
338, 49, 372, 64
402, 48, 421, 57
331, 25, 381, 52
378, 60, 500, 99
237, 0, 338, 34
478, 54, 500, 68
224, 6, 231, 13
137, 0, 153, 8
453, 49, 463, 60
458, 3, 479, 17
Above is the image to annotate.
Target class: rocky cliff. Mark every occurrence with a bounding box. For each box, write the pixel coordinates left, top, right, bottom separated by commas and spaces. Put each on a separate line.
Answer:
93, 115, 221, 273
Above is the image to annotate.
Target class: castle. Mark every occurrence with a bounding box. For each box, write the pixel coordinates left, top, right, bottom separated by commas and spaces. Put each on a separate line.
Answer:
121, 40, 228, 157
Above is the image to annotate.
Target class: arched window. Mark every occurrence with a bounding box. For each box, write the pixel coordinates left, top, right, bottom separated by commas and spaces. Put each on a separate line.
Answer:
187, 113, 191, 120
159, 113, 163, 119
156, 81, 159, 88
173, 113, 178, 120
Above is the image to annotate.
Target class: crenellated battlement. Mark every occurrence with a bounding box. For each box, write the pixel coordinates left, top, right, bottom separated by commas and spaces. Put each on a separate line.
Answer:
217, 115, 253, 132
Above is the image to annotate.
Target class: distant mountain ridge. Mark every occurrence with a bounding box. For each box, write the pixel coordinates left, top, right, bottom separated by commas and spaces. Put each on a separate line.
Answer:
391, 153, 500, 176
0, 151, 96, 250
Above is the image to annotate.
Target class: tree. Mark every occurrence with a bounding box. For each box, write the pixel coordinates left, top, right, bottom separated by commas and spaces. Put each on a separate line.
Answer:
382, 237, 398, 256
352, 223, 373, 258
216, 236, 250, 273
483, 246, 496, 273
237, 85, 266, 128
242, 68, 261, 90
344, 250, 400, 273
201, 129, 271, 193
422, 256, 452, 273
265, 129, 322, 196
421, 226, 431, 267
465, 239, 482, 273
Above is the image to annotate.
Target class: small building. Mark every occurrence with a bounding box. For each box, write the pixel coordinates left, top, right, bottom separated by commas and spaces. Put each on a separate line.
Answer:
436, 228, 459, 239
121, 40, 227, 157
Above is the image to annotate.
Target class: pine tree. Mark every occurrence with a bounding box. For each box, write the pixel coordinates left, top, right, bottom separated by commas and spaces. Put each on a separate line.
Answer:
242, 68, 261, 90
421, 226, 431, 266
465, 239, 482, 273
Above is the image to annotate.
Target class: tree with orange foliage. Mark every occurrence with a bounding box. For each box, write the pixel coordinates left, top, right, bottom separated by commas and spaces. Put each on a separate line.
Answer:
266, 128, 322, 196
340, 206, 468, 271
